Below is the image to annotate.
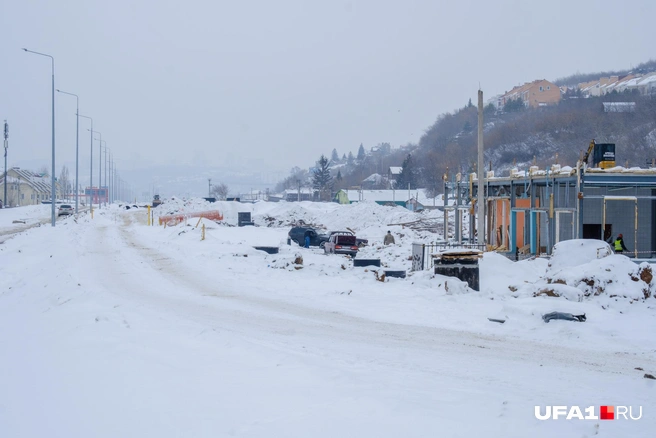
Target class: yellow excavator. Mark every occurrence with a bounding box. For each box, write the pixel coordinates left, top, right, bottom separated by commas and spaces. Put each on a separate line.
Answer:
583, 139, 616, 169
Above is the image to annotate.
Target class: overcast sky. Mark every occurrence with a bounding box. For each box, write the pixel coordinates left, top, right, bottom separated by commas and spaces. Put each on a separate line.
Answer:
1, 0, 655, 183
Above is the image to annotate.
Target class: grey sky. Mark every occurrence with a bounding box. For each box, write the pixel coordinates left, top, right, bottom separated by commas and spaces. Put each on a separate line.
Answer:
1, 0, 655, 184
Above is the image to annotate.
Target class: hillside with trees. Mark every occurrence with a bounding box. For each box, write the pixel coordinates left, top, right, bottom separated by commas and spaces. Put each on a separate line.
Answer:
276, 61, 656, 198
418, 90, 656, 184
554, 59, 656, 87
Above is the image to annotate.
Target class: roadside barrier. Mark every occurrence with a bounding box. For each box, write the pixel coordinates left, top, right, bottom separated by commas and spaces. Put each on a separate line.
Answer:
158, 210, 224, 226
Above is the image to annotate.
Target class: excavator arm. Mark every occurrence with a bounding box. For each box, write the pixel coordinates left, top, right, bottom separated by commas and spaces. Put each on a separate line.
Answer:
582, 139, 595, 166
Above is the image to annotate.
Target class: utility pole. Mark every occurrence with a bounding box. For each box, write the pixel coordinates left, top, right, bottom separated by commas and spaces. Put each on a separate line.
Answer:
3, 121, 8, 208
22, 48, 56, 225
80, 115, 94, 210
477, 89, 485, 247
56, 90, 79, 214
104, 146, 107, 205
208, 178, 212, 197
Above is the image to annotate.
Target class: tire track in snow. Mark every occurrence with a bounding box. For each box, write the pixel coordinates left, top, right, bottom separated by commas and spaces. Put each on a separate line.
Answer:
85, 211, 656, 381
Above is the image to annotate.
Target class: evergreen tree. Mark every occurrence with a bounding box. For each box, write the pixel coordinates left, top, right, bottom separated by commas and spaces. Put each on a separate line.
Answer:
395, 154, 418, 189
347, 151, 355, 165
335, 170, 343, 189
342, 153, 347, 162
312, 155, 333, 200
357, 143, 365, 161
503, 98, 525, 113
331, 148, 339, 163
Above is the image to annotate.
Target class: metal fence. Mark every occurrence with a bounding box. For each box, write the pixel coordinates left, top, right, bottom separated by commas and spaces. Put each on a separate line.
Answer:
411, 242, 487, 271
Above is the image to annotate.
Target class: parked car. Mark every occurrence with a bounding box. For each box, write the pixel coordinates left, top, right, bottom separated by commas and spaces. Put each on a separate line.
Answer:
327, 230, 368, 248
288, 226, 329, 247
58, 204, 73, 216
324, 232, 359, 257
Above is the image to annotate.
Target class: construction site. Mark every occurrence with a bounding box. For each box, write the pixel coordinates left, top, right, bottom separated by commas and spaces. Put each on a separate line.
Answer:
444, 141, 656, 261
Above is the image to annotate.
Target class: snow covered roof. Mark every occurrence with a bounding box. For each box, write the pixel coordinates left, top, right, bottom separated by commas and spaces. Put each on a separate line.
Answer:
0, 168, 55, 193
362, 173, 384, 183
637, 74, 656, 85
343, 189, 437, 204
283, 188, 314, 194
388, 167, 402, 175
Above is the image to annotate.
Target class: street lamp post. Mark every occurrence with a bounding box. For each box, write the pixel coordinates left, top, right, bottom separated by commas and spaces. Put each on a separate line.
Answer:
3, 120, 8, 208
98, 136, 102, 207
111, 155, 115, 203
56, 89, 79, 214
23, 48, 56, 226
98, 141, 107, 205
104, 145, 108, 205
79, 115, 93, 211
208, 178, 212, 197
91, 131, 102, 208
108, 152, 113, 204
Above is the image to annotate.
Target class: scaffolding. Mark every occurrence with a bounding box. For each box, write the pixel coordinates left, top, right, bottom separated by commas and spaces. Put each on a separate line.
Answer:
444, 165, 656, 261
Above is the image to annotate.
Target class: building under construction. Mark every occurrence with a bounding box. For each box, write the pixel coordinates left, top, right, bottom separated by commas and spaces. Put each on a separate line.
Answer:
445, 147, 656, 260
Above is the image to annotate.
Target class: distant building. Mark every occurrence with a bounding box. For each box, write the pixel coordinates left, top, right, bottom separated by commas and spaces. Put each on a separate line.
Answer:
603, 102, 636, 113
576, 73, 656, 97
501, 79, 561, 109
636, 72, 656, 95
0, 167, 61, 207
284, 188, 313, 202
387, 166, 402, 187
333, 189, 438, 209
361, 173, 386, 189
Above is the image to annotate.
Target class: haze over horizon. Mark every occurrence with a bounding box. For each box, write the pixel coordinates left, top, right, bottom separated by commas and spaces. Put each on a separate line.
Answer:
1, 0, 655, 188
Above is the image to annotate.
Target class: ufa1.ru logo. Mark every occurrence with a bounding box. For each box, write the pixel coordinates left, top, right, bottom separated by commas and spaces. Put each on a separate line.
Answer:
535, 406, 642, 420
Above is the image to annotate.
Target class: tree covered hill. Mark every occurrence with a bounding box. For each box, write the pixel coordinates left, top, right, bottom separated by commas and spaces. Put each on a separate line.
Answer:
277, 62, 656, 196
554, 59, 656, 87
417, 90, 656, 189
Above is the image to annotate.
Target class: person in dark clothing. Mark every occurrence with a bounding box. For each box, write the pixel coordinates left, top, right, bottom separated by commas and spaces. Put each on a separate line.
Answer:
383, 230, 395, 245
604, 228, 613, 244
614, 233, 628, 254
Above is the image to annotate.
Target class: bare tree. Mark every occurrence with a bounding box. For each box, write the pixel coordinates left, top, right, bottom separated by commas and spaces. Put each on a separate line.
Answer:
210, 183, 229, 200
37, 165, 49, 177
59, 165, 71, 200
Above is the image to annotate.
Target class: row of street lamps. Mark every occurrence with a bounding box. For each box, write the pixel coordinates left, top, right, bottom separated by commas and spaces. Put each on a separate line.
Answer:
22, 48, 130, 226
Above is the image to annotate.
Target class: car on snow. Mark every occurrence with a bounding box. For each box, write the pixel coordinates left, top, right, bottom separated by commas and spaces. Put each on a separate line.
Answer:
57, 204, 73, 216
326, 230, 368, 248
288, 226, 329, 247
323, 232, 359, 257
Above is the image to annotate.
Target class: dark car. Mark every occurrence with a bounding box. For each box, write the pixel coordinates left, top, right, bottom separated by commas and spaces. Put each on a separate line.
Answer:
324, 232, 359, 257
327, 230, 368, 248
288, 227, 329, 247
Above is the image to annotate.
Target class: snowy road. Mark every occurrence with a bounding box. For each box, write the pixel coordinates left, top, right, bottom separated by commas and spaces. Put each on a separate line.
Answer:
1, 208, 654, 437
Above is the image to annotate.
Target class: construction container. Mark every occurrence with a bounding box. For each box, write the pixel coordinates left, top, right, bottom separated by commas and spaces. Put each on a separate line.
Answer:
253, 246, 279, 254
353, 259, 381, 267
593, 143, 616, 169
238, 212, 252, 227
433, 250, 482, 291
384, 270, 406, 279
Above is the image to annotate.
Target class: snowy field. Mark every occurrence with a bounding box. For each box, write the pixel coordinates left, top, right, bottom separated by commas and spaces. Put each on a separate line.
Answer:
1, 199, 655, 438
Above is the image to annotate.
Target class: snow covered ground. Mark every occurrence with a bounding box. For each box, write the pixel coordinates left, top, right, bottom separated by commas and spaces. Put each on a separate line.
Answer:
1, 199, 655, 438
